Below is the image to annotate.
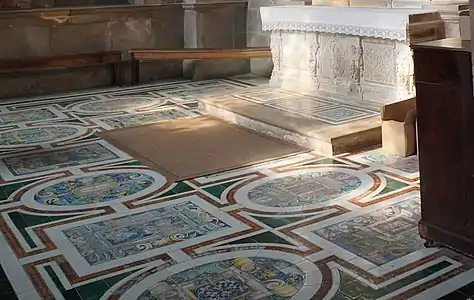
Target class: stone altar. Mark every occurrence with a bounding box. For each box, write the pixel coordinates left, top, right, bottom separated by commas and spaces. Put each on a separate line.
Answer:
261, 6, 444, 108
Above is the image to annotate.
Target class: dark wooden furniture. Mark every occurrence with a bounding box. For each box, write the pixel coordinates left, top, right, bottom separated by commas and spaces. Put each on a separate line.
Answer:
411, 38, 474, 256
0, 51, 123, 86
129, 47, 272, 85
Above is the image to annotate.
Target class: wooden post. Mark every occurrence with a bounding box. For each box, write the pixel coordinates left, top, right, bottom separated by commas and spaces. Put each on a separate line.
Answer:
130, 53, 139, 85
112, 61, 122, 86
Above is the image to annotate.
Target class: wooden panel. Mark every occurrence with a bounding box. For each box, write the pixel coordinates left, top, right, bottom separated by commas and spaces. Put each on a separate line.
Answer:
413, 50, 470, 85
416, 83, 466, 232
412, 38, 474, 256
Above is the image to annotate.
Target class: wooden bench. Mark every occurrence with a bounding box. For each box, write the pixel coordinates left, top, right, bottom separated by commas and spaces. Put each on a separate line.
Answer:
0, 51, 123, 86
129, 47, 272, 85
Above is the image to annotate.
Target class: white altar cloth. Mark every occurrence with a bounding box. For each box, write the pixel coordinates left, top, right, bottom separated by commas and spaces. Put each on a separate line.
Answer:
261, 6, 435, 41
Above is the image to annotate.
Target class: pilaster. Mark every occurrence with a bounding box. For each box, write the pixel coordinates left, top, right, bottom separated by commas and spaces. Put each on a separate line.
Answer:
247, 0, 310, 77
182, 0, 249, 80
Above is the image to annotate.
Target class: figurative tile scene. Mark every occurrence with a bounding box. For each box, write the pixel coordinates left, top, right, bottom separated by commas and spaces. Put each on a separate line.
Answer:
0, 77, 472, 300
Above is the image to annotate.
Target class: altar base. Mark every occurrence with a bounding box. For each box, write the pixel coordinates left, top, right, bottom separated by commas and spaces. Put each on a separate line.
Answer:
262, 6, 444, 108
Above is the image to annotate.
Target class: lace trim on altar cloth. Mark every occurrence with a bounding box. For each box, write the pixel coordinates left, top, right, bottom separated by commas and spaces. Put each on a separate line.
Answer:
262, 22, 407, 41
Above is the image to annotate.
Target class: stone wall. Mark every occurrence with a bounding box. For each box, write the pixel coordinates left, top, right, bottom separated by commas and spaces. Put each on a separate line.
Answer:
0, 0, 249, 98
246, 0, 310, 77
183, 0, 248, 80
0, 4, 184, 98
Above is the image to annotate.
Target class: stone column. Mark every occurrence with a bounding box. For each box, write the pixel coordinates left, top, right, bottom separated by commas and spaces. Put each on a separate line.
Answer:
182, 0, 249, 80
247, 0, 310, 77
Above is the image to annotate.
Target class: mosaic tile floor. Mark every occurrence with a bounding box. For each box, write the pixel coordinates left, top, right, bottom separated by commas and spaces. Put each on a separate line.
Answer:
0, 77, 473, 300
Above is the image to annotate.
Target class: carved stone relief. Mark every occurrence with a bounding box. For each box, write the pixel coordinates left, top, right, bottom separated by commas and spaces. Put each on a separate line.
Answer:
317, 34, 361, 95
306, 33, 319, 77
361, 39, 397, 86
396, 43, 415, 98
270, 31, 416, 105
270, 32, 283, 85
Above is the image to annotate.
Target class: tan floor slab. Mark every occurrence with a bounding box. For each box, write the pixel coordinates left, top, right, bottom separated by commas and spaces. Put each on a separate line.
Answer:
99, 116, 308, 181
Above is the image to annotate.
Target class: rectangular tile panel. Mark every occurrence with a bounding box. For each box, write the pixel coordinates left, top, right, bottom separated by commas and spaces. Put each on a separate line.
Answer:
62, 201, 230, 266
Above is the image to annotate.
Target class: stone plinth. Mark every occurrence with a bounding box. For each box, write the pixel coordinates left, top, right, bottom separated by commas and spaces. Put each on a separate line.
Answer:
262, 6, 444, 108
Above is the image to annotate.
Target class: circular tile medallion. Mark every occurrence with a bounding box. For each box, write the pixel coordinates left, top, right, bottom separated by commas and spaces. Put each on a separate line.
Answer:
72, 97, 166, 113
112, 251, 321, 300
234, 168, 374, 212
0, 125, 87, 148
21, 169, 166, 210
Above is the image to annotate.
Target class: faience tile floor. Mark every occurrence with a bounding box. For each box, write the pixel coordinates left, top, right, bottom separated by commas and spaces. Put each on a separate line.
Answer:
0, 77, 472, 300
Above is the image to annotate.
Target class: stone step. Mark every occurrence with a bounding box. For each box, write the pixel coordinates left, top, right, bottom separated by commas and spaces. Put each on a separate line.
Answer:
198, 88, 382, 156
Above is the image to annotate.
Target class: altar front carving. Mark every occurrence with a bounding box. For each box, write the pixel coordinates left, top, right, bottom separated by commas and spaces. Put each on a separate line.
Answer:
261, 6, 444, 107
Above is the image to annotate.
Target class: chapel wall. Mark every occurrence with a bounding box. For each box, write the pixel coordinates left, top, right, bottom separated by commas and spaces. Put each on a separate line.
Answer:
0, 0, 250, 98
0, 4, 184, 98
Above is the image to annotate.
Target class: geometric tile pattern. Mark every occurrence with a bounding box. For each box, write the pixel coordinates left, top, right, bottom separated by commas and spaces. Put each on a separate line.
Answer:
0, 77, 471, 300
232, 89, 379, 125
